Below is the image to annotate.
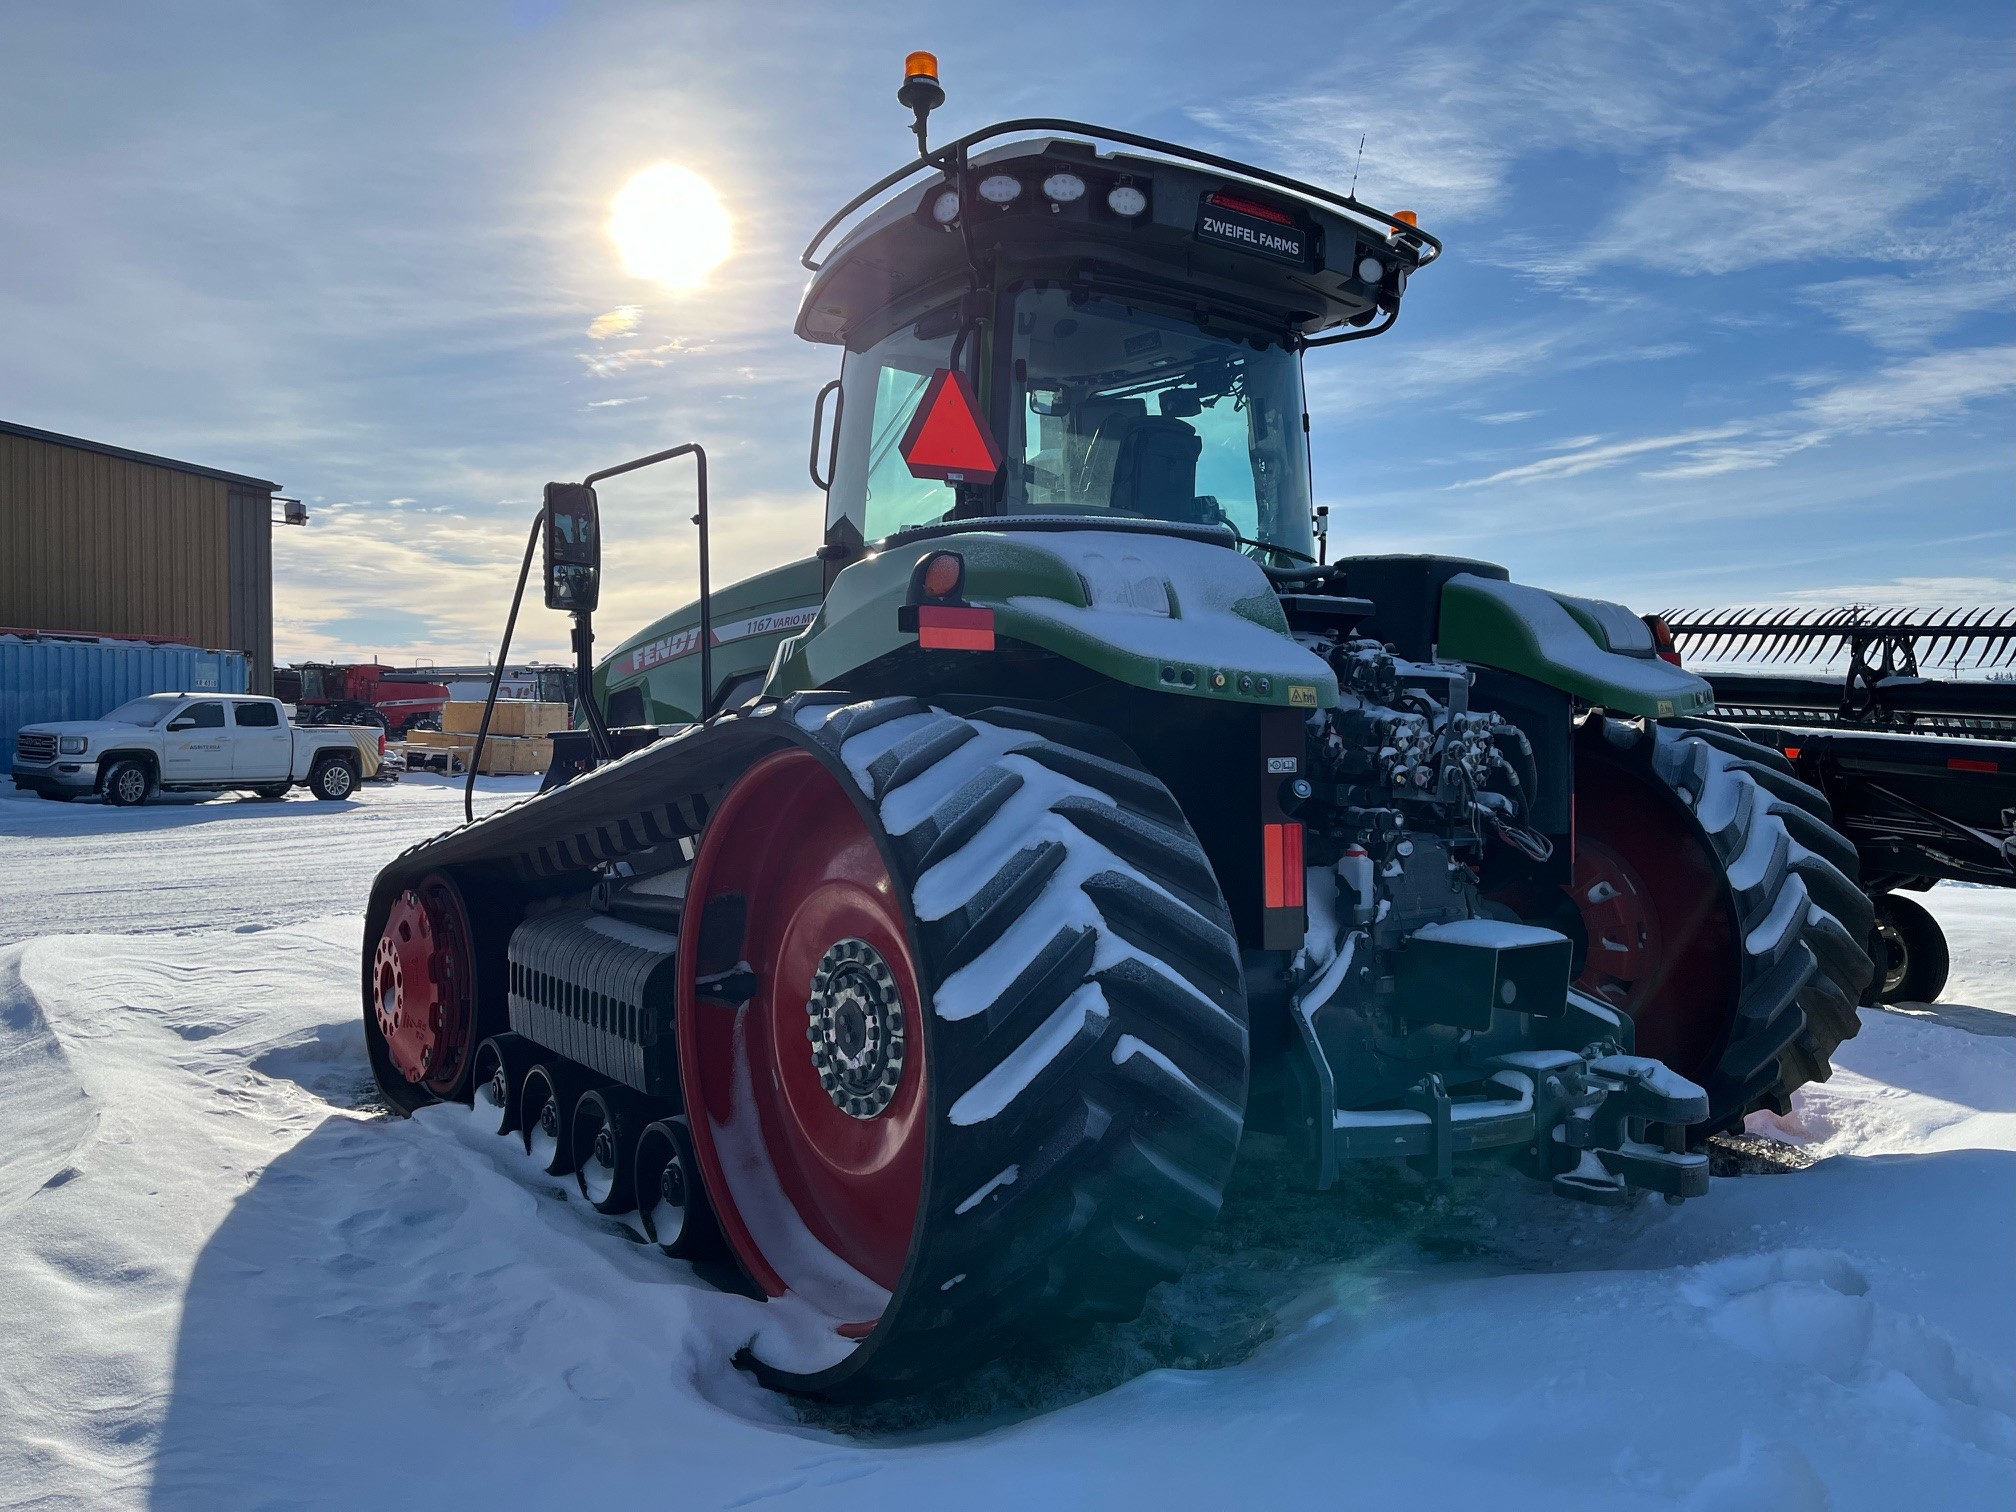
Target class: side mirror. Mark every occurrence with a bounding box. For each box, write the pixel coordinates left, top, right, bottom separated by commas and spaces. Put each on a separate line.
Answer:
167, 717, 194, 732
543, 482, 601, 613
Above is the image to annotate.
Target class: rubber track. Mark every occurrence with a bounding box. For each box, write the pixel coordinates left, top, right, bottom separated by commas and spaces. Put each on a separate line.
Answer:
781, 696, 1250, 1397
1645, 721, 1876, 1132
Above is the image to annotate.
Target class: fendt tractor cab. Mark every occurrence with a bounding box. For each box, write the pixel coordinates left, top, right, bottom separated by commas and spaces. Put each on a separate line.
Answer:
361, 57, 1872, 1401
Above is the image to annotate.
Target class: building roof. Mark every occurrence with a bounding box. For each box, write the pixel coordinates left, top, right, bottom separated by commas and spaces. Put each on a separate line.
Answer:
0, 418, 279, 492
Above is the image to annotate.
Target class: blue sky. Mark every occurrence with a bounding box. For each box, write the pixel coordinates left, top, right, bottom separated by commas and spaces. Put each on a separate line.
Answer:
2, 0, 2010, 663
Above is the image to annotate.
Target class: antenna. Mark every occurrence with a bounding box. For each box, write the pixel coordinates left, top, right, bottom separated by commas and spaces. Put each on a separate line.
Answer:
1349, 133, 1365, 200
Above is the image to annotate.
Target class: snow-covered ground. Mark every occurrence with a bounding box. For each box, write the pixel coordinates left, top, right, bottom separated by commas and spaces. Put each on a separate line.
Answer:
0, 776, 2009, 1510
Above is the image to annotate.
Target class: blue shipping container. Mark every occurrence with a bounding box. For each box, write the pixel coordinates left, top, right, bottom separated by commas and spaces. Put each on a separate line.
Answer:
1, 636, 250, 755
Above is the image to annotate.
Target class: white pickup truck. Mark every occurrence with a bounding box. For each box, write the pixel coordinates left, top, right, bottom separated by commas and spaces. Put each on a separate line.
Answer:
11, 692, 377, 805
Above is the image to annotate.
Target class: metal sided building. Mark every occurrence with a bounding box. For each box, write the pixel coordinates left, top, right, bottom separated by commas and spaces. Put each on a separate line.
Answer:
0, 420, 280, 692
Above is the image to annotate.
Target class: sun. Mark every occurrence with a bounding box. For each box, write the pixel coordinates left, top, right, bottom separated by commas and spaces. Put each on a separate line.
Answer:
608, 164, 731, 290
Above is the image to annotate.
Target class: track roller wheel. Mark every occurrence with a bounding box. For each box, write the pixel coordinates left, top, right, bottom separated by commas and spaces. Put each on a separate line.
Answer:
573, 1085, 650, 1214
520, 1062, 595, 1176
469, 1033, 531, 1137
634, 1117, 718, 1257
1567, 719, 1874, 1133
677, 697, 1248, 1400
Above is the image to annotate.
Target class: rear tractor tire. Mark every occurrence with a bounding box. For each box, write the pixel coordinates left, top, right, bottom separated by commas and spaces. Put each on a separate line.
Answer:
676, 698, 1249, 1400
1564, 719, 1874, 1134
1870, 892, 1949, 1005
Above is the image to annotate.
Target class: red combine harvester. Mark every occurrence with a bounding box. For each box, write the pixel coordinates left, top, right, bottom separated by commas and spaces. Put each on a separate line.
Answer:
274, 662, 452, 734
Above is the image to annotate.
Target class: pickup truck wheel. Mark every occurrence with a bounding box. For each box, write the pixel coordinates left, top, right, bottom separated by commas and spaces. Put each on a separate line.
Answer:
251, 784, 291, 801
102, 760, 152, 807
309, 758, 356, 801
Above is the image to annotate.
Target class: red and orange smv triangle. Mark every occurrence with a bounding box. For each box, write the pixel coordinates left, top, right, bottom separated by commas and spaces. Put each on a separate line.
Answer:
899, 368, 1003, 484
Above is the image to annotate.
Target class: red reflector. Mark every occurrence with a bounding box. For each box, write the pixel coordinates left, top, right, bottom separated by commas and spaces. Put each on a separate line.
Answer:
899, 368, 1003, 483
1781, 746, 1801, 760
1206, 190, 1294, 225
916, 603, 994, 651
1949, 757, 1998, 773
1263, 822, 1305, 909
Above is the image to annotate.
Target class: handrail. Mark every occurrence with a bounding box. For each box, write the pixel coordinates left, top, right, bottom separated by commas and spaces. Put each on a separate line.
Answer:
801, 117, 1441, 273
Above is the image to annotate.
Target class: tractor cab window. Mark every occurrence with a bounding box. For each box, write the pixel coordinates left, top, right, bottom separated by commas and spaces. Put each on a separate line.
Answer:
1003, 284, 1313, 561
828, 309, 958, 542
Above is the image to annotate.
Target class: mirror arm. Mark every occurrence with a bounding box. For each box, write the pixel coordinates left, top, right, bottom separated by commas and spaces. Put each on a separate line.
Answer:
467, 510, 545, 826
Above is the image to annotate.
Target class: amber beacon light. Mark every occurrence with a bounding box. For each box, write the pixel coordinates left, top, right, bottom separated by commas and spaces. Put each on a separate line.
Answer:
898, 51, 945, 153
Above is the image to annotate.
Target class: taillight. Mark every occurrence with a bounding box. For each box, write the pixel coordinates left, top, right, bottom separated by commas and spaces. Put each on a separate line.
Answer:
1644, 613, 1682, 666
1205, 189, 1294, 225
1263, 822, 1305, 909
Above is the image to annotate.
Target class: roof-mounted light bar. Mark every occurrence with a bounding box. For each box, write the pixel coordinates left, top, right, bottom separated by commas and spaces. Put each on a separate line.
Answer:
800, 117, 1442, 273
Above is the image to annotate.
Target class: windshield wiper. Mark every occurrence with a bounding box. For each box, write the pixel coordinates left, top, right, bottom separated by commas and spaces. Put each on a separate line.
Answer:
1219, 527, 1316, 565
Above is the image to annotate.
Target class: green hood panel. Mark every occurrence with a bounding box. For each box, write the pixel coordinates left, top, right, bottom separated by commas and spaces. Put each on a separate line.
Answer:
769, 526, 1337, 710
600, 557, 824, 723
1439, 574, 1714, 718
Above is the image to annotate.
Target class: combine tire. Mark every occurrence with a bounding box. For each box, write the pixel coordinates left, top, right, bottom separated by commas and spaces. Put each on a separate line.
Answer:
677, 697, 1248, 1399
1568, 719, 1874, 1134
1870, 893, 1949, 1005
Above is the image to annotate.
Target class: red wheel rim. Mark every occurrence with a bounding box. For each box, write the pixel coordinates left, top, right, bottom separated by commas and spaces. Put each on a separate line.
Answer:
677, 749, 926, 1328
371, 872, 477, 1096
1568, 756, 1737, 1079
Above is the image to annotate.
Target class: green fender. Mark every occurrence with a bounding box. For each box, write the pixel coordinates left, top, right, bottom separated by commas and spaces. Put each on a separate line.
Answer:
767, 527, 1339, 711
1437, 575, 1714, 718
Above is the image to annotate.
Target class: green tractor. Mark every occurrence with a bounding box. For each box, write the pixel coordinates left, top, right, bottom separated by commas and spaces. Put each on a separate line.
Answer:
362, 60, 1872, 1401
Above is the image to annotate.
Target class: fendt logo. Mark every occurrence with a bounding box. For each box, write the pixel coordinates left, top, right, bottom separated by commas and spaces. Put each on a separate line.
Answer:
622, 607, 820, 676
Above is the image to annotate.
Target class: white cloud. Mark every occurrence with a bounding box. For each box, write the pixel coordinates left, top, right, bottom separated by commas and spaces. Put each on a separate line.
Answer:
1583, 33, 2012, 276
1451, 425, 1748, 488
1476, 410, 1541, 424
1189, 5, 1732, 220
1457, 344, 2016, 488
587, 305, 643, 340
1792, 345, 2016, 433
1798, 265, 2016, 351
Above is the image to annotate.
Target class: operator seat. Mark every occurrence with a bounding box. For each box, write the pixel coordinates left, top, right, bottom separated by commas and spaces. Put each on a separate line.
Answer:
1109, 416, 1204, 523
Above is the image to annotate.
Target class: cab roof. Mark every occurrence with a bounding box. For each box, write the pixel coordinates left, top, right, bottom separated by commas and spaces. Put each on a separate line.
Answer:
796, 122, 1437, 350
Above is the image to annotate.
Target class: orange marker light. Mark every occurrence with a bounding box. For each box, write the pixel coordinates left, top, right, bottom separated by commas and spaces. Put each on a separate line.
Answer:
921, 551, 963, 599
905, 51, 938, 81
1393, 209, 1418, 227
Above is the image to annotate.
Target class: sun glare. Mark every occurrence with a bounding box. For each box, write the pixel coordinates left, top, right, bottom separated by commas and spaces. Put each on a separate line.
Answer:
609, 164, 731, 290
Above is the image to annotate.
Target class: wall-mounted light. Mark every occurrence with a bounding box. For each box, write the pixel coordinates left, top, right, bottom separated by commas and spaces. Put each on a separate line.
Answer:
274, 497, 308, 526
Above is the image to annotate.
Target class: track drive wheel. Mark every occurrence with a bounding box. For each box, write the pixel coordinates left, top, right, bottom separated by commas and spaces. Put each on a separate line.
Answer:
1568, 719, 1874, 1133
677, 697, 1248, 1400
